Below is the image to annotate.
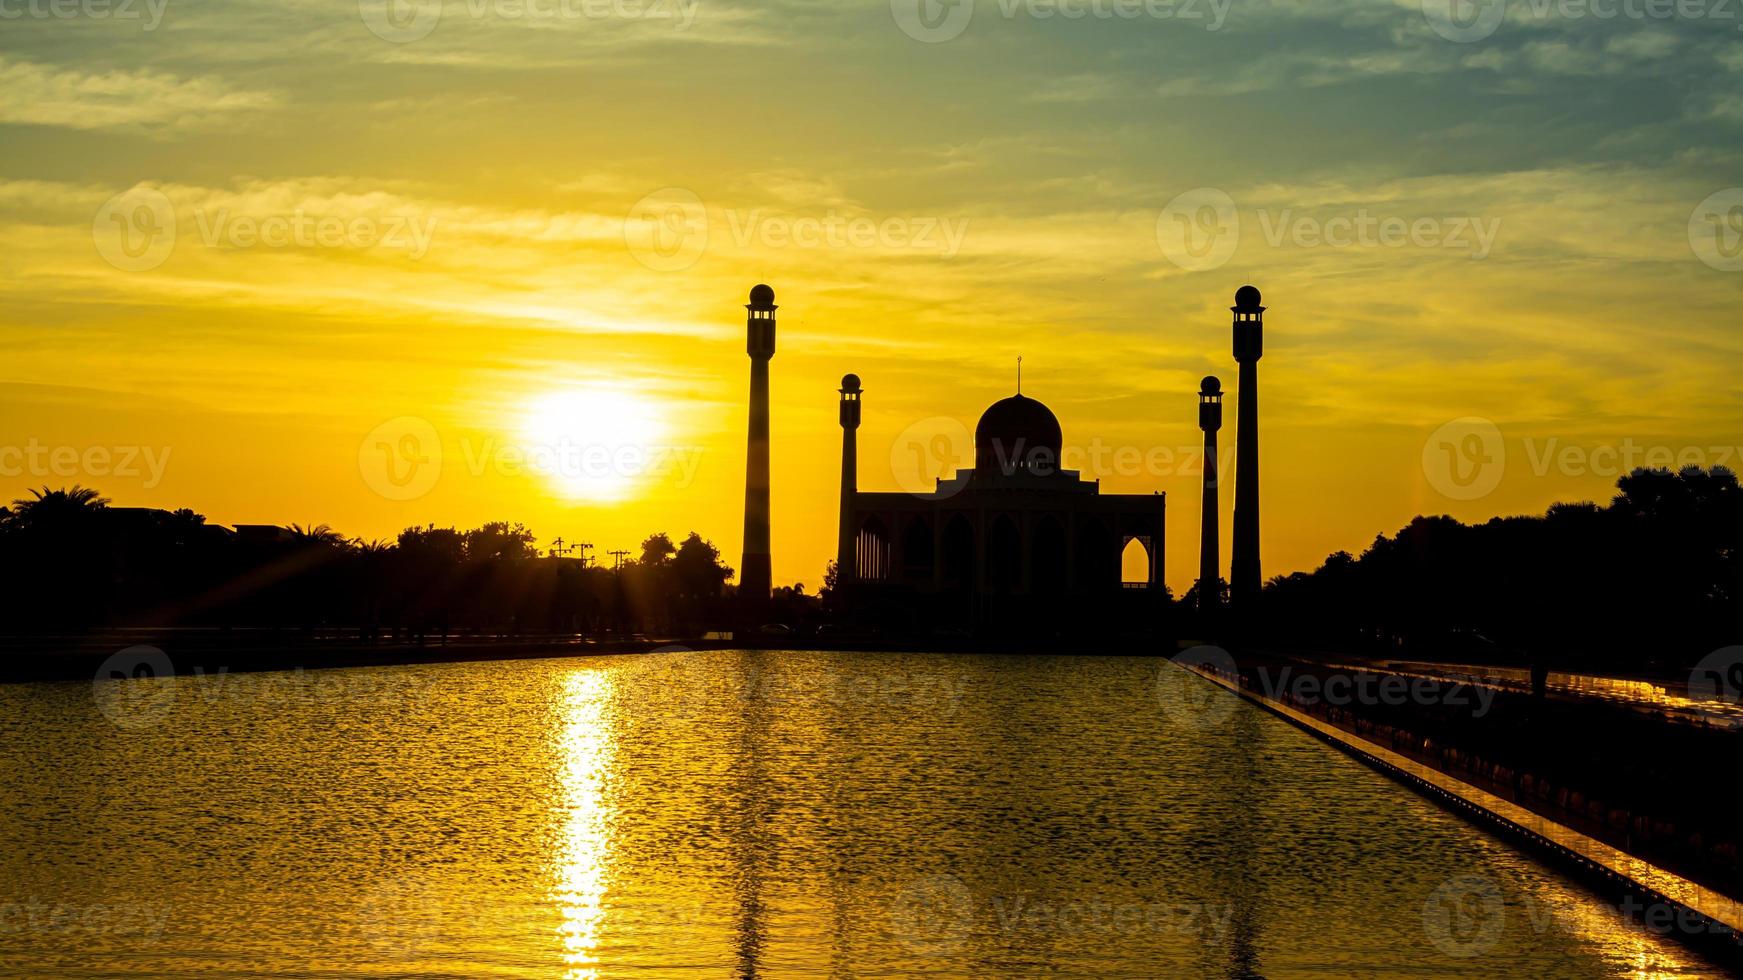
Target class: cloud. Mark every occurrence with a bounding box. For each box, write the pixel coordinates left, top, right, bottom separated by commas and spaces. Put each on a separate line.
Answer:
0, 58, 278, 134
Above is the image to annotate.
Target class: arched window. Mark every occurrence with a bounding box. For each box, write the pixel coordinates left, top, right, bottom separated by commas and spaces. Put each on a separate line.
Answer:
1121, 535, 1154, 587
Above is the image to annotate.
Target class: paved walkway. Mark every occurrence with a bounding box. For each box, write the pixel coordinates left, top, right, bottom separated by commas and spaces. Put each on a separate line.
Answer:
1178, 660, 1743, 938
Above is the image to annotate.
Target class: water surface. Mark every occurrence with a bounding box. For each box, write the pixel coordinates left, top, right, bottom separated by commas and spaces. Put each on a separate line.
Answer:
0, 651, 1725, 977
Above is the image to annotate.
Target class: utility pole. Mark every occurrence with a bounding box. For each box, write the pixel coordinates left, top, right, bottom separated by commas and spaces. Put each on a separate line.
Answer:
577, 542, 593, 568
551, 536, 566, 557
609, 549, 630, 572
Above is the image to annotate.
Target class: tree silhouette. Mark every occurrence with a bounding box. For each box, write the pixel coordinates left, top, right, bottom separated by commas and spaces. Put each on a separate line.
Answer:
1257, 466, 1741, 670
463, 522, 536, 561
289, 523, 343, 546
8, 485, 109, 530
638, 533, 676, 567
673, 532, 732, 598
0, 490, 742, 638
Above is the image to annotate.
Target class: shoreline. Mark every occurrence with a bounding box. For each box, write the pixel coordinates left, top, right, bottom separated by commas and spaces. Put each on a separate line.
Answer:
2, 633, 1175, 683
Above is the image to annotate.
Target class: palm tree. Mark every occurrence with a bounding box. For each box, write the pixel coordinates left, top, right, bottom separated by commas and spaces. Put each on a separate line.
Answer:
7, 486, 110, 541
9, 485, 109, 525
288, 523, 343, 547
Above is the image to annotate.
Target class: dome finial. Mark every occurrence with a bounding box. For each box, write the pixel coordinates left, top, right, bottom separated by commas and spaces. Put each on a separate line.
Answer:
1016, 355, 1023, 395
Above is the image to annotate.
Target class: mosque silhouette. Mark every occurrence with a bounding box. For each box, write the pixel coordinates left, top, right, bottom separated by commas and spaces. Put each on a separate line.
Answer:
734, 284, 1265, 635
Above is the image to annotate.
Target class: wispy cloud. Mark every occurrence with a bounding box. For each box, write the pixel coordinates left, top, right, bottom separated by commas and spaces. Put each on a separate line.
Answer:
0, 58, 277, 134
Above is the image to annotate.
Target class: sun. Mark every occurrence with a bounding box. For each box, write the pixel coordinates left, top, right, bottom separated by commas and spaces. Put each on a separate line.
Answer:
520, 389, 668, 501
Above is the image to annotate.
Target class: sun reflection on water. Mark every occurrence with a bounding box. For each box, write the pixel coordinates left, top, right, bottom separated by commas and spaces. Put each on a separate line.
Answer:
553, 669, 617, 980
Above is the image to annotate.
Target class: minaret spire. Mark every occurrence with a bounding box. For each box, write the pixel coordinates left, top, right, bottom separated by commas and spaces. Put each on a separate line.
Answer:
1230, 284, 1264, 613
740, 284, 777, 611
836, 374, 862, 589
1197, 376, 1224, 614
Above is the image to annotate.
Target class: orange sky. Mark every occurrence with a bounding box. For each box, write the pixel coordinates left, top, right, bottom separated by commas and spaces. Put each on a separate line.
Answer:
2, 2, 1741, 593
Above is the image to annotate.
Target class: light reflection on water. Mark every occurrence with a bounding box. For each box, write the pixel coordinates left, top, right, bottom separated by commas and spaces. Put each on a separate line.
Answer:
555, 669, 614, 980
0, 650, 1731, 978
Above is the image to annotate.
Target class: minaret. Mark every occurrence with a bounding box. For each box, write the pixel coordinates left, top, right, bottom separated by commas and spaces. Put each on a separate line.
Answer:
740, 284, 776, 608
1230, 285, 1264, 610
1197, 375, 1223, 613
836, 374, 862, 586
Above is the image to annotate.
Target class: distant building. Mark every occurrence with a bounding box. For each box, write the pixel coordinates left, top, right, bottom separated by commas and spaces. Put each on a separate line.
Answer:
232, 524, 292, 545
835, 380, 1165, 635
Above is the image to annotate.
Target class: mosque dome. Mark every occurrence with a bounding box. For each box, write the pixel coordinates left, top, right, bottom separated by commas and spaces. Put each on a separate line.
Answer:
975, 394, 1062, 474
749, 283, 775, 307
